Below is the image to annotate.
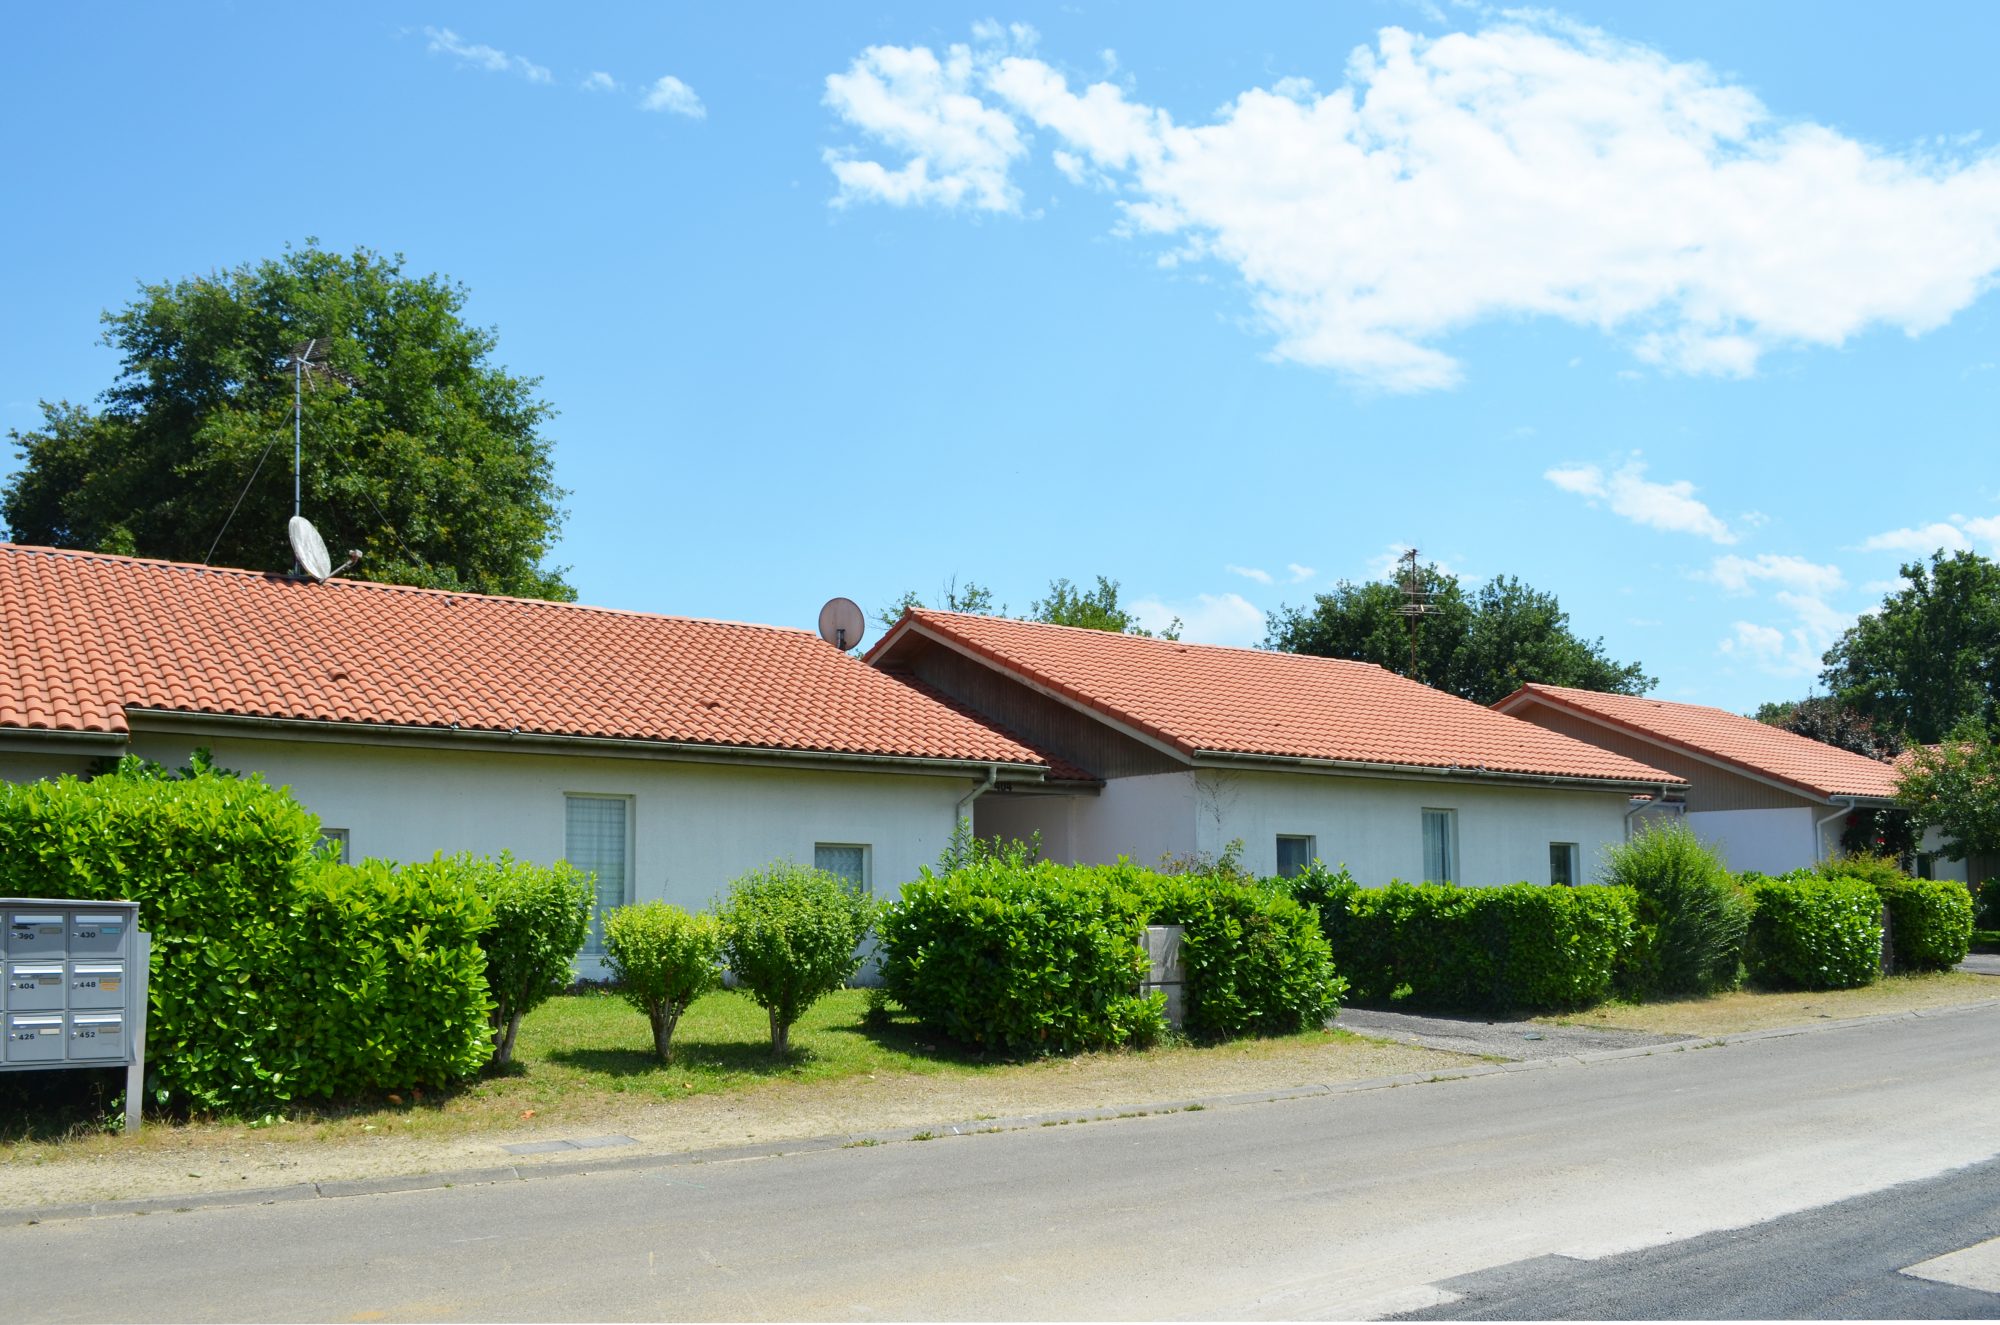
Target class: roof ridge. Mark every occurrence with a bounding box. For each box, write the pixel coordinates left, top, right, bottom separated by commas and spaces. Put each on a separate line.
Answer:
909, 608, 1385, 670
0, 542, 822, 638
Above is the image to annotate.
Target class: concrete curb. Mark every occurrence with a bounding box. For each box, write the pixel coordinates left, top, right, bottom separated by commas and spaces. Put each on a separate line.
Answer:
9, 997, 1999, 1227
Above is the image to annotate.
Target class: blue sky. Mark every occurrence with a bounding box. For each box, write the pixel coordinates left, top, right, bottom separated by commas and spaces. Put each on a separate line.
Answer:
3, 3, 1997, 715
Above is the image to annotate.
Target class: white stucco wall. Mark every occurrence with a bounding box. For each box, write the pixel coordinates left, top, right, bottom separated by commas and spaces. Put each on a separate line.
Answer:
1684, 807, 1825, 875
4, 731, 977, 974
974, 791, 1076, 865
1916, 826, 1971, 883
0, 748, 102, 784
1072, 771, 1198, 868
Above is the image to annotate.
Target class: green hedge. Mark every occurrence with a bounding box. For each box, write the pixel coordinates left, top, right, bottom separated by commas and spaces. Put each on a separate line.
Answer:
1745, 876, 1882, 990
879, 861, 1160, 1054
1139, 874, 1343, 1038
1311, 879, 1636, 1012
1599, 823, 1748, 998
1871, 876, 1974, 972
0, 763, 495, 1111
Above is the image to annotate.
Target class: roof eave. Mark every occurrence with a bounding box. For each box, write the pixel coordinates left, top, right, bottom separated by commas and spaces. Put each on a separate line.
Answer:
1189, 748, 1685, 794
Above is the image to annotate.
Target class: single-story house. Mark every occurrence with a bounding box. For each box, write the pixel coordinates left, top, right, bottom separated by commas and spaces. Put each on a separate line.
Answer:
1493, 683, 1900, 876
0, 544, 1061, 973
867, 611, 1686, 885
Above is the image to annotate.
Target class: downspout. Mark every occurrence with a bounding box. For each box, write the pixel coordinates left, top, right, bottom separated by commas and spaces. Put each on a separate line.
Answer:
1813, 797, 1857, 864
956, 763, 1000, 830
1625, 785, 1674, 840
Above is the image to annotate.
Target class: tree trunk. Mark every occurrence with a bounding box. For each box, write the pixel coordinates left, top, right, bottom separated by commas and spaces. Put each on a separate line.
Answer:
490, 1009, 523, 1068
770, 1008, 789, 1058
650, 1006, 680, 1063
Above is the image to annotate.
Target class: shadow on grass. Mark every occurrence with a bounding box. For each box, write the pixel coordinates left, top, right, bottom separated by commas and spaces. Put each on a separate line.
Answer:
546, 1040, 818, 1078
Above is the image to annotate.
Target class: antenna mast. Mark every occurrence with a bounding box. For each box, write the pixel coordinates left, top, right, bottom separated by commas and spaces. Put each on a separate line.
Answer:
292, 337, 311, 520
1396, 547, 1439, 679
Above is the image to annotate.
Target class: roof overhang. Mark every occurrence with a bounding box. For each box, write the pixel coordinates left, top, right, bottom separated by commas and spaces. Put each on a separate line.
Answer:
1190, 748, 1686, 795
0, 728, 129, 758
115, 709, 1053, 783
1495, 689, 1897, 806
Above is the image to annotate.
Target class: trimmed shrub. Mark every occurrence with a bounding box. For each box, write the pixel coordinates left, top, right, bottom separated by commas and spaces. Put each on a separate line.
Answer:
1599, 822, 1749, 998
286, 858, 494, 1097
1316, 881, 1635, 1012
1140, 874, 1344, 1038
1870, 876, 1974, 972
470, 855, 593, 1066
603, 902, 723, 1062
1745, 876, 1882, 990
879, 861, 1159, 1054
720, 861, 879, 1056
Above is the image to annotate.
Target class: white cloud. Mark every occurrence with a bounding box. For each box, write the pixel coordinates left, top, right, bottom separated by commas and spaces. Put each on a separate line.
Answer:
641, 75, 706, 118
1130, 592, 1267, 647
424, 27, 551, 84
1286, 563, 1316, 583
582, 71, 619, 93
1543, 459, 1735, 543
1703, 553, 1844, 597
823, 17, 2000, 390
1225, 564, 1274, 585
1717, 589, 1855, 679
1860, 513, 2000, 555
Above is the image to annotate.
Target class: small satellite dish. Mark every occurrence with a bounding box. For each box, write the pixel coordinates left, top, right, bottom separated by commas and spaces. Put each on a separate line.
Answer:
817, 597, 866, 652
288, 515, 332, 582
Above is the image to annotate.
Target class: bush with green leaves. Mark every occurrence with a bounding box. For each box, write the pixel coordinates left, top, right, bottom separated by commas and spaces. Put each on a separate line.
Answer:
287, 858, 494, 1096
720, 861, 879, 1056
603, 902, 724, 1062
1868, 875, 1974, 971
1745, 875, 1883, 990
467, 854, 592, 1066
879, 860, 1161, 1054
1311, 881, 1636, 1012
1599, 822, 1749, 997
1976, 877, 2000, 930
1140, 874, 1343, 1038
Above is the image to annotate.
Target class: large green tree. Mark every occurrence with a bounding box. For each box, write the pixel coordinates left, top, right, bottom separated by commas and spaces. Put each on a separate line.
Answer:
1265, 566, 1653, 704
1821, 551, 2000, 744
3, 242, 572, 599
1895, 721, 2000, 866
880, 574, 1179, 638
1753, 696, 1904, 761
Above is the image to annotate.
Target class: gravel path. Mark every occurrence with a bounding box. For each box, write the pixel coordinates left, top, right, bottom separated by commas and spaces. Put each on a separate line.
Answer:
1333, 1007, 1696, 1060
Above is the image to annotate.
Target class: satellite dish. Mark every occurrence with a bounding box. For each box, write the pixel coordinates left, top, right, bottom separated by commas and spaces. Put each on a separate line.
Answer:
817, 597, 866, 651
288, 515, 332, 582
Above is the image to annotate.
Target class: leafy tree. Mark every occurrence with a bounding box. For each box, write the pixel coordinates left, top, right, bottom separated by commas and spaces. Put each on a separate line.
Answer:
2, 241, 572, 599
877, 576, 1002, 630
1753, 695, 1904, 761
719, 861, 878, 1056
1265, 565, 1652, 705
603, 902, 724, 1064
1822, 551, 2000, 744
1896, 722, 2000, 865
1031, 575, 1179, 638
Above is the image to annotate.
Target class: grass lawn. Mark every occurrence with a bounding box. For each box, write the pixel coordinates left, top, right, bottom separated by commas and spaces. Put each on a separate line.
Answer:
1972, 928, 2000, 952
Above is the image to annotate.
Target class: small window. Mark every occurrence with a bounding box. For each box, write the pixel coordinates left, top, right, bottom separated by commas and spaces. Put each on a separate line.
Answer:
1276, 835, 1316, 879
566, 795, 631, 957
814, 843, 871, 894
1915, 853, 1936, 881
319, 828, 350, 863
1422, 809, 1457, 883
1550, 842, 1580, 887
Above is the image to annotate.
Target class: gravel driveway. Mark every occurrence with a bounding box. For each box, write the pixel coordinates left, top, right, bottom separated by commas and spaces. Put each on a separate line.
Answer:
1333, 1007, 1696, 1060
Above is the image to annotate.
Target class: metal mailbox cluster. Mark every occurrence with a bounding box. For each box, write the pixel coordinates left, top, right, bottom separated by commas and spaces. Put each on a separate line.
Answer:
4, 898, 150, 1132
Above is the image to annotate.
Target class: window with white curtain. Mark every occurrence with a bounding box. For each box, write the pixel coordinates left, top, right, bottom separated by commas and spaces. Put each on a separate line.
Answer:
1422, 809, 1457, 883
565, 795, 630, 957
814, 843, 870, 893
1276, 835, 1316, 879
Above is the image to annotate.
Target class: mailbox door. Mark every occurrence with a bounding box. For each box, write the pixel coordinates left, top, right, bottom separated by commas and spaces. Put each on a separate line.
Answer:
5, 1014, 66, 1063
6, 913, 66, 960
69, 913, 130, 959
69, 962, 126, 1010
68, 1012, 127, 1061
6, 963, 67, 1012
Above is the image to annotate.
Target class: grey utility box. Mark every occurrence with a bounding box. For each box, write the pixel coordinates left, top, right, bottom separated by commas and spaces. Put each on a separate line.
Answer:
2, 899, 150, 1134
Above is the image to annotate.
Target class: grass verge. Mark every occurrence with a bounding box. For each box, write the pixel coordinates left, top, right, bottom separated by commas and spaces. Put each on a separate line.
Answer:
1542, 970, 1996, 1037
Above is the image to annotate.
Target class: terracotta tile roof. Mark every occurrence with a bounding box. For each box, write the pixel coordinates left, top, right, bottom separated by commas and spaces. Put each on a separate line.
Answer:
872, 611, 1683, 788
0, 544, 1049, 768
1496, 683, 1901, 801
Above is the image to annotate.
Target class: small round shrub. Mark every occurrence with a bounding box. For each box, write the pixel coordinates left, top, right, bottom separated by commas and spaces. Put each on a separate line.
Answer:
603, 902, 724, 1062
1599, 822, 1749, 998
720, 862, 878, 1056
470, 854, 593, 1066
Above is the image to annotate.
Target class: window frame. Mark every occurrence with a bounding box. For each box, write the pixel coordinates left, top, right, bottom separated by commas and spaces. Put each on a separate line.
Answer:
1421, 808, 1459, 884
1549, 841, 1581, 887
1275, 834, 1317, 880
318, 827, 350, 864
813, 842, 873, 894
565, 792, 634, 958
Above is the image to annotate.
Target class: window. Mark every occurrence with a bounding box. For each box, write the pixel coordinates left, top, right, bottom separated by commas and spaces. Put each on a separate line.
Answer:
1422, 809, 1457, 883
318, 828, 350, 864
814, 843, 871, 893
566, 795, 630, 957
1550, 842, 1580, 887
1276, 835, 1316, 879
1915, 853, 1936, 881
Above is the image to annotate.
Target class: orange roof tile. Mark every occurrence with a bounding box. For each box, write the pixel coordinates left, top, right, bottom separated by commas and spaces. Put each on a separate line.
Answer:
0, 544, 1048, 768
871, 611, 1683, 788
1496, 683, 1901, 801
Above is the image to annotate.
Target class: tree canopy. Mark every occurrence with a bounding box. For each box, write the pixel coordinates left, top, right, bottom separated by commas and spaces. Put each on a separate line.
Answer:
1895, 722, 2000, 864
2, 242, 572, 599
1820, 550, 2000, 744
1753, 696, 1904, 761
1265, 566, 1653, 705
879, 574, 1178, 638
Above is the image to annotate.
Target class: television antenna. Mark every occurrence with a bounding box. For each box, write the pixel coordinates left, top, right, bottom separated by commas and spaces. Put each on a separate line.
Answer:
1395, 548, 1439, 678
817, 597, 866, 651
283, 338, 356, 520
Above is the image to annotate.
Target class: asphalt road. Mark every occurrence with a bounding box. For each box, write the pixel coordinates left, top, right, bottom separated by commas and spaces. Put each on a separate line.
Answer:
8, 1004, 2000, 1322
